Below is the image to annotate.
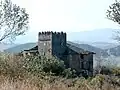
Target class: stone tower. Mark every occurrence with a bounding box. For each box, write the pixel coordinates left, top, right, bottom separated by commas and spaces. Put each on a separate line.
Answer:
38, 31, 67, 59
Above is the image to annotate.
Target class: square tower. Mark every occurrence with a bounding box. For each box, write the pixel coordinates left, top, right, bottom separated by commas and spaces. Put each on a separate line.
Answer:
38, 31, 67, 59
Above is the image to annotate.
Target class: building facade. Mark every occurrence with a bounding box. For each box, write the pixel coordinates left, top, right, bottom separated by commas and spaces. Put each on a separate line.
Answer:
37, 31, 95, 77
22, 31, 95, 77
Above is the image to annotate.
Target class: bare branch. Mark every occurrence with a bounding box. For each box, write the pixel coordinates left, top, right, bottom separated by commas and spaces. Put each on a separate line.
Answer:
106, 0, 120, 42
0, 0, 29, 42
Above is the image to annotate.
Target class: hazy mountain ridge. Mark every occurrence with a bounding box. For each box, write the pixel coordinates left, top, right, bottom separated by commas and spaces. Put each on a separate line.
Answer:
3, 41, 120, 57
3, 28, 120, 56
90, 42, 119, 49
3, 41, 108, 57
4, 43, 37, 53
0, 43, 17, 52
15, 28, 119, 44
4, 41, 103, 54
67, 41, 109, 57
105, 45, 120, 56
67, 28, 118, 43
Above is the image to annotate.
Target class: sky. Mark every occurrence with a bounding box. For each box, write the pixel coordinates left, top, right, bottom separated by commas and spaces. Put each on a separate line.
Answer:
11, 0, 120, 43
11, 0, 120, 31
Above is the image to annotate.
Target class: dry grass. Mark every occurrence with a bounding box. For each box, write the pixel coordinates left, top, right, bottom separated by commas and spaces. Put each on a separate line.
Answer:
0, 75, 119, 90
0, 80, 119, 90
0, 53, 120, 90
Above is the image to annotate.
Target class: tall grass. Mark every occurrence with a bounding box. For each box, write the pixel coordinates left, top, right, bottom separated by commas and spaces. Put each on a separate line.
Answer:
0, 53, 120, 90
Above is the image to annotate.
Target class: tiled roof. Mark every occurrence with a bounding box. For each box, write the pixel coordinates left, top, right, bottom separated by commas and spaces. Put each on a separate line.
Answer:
67, 43, 95, 54
24, 45, 38, 51
23, 42, 95, 55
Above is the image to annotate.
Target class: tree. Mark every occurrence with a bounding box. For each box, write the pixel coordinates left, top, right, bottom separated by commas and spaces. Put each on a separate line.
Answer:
0, 0, 29, 42
106, 0, 120, 41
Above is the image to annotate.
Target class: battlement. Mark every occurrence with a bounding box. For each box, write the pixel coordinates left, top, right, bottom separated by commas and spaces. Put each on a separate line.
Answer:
39, 31, 66, 35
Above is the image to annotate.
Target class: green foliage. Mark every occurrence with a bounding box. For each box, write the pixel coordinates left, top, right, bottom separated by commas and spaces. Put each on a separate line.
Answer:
23, 55, 76, 78
23, 55, 66, 76
62, 68, 76, 78
0, 54, 76, 79
100, 66, 113, 75
95, 65, 120, 76
0, 53, 120, 89
111, 67, 120, 75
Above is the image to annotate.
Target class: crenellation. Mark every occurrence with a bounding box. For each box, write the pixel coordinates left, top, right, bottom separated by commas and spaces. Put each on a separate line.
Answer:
39, 32, 41, 35
36, 31, 94, 77
54, 32, 57, 34
57, 32, 60, 34
61, 31, 63, 34
39, 31, 66, 36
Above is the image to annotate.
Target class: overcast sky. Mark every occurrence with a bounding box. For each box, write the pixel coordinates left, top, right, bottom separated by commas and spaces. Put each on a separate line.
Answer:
12, 0, 120, 32
10, 0, 120, 43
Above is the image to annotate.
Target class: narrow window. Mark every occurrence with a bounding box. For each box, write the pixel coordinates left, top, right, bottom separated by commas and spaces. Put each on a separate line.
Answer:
44, 43, 46, 46
80, 54, 84, 59
81, 61, 84, 69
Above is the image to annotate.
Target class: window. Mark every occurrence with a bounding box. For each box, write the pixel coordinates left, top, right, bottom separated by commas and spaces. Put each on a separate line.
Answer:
80, 54, 84, 59
81, 61, 84, 69
43, 52, 45, 55
48, 48, 52, 52
44, 43, 46, 46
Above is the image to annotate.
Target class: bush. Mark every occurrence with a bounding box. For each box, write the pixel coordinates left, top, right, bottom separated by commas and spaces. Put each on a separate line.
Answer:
62, 68, 77, 78
94, 64, 120, 76
23, 55, 66, 76
111, 67, 120, 76
23, 55, 77, 78
0, 54, 76, 79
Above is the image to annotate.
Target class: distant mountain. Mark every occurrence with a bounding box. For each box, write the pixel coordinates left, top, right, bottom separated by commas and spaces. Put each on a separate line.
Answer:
67, 28, 119, 43
89, 42, 119, 49
4, 42, 37, 53
15, 28, 119, 44
5, 41, 107, 56
105, 45, 120, 56
73, 41, 119, 49
69, 41, 120, 57
4, 41, 120, 57
0, 43, 17, 52
67, 41, 108, 57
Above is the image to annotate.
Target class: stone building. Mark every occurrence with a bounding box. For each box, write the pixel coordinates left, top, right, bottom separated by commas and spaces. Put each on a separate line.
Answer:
23, 31, 95, 76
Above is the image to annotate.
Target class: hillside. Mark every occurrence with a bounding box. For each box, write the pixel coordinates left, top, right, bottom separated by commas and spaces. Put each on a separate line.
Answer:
0, 43, 17, 52
67, 41, 108, 57
4, 41, 108, 57
4, 41, 120, 57
4, 42, 37, 53
73, 41, 119, 49
89, 42, 119, 49
105, 45, 120, 56
4, 41, 102, 54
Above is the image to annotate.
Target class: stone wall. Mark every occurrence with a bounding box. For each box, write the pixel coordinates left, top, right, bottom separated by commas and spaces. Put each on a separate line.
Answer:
38, 31, 93, 77
83, 54, 93, 76
52, 32, 67, 60
67, 48, 93, 76
38, 31, 67, 59
38, 32, 52, 58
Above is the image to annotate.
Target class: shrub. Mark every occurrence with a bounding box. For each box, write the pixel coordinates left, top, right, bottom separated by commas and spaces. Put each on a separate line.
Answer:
23, 55, 77, 78
62, 68, 77, 78
23, 55, 66, 76
0, 53, 76, 79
